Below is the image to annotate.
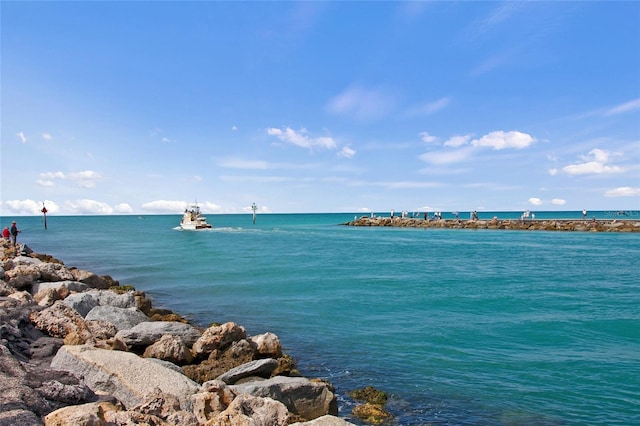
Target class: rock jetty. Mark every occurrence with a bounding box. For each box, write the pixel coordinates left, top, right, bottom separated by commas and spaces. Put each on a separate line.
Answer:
0, 239, 356, 426
344, 216, 640, 232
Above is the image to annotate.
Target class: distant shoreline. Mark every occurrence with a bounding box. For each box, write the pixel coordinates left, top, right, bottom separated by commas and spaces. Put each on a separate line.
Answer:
343, 216, 640, 232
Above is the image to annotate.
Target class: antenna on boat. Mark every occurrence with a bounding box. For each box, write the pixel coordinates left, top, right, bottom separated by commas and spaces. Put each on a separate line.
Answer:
251, 203, 257, 224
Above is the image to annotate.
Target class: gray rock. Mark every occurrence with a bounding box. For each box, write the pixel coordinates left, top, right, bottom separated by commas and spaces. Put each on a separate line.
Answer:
84, 306, 150, 331
32, 280, 89, 296
230, 376, 338, 421
50, 345, 200, 410
11, 256, 42, 266
0, 344, 96, 423
63, 291, 100, 317
217, 358, 279, 385
291, 415, 357, 426
115, 321, 202, 350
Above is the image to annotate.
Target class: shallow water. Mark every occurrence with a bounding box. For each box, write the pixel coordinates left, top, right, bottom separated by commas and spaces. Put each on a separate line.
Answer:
5, 213, 640, 425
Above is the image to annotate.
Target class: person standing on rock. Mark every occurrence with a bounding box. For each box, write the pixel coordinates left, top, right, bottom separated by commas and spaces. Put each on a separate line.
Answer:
2, 227, 9, 239
583, 209, 587, 220
10, 221, 20, 247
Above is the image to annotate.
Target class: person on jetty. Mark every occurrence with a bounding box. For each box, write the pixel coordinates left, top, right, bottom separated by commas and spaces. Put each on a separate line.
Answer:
10, 221, 20, 247
583, 209, 587, 220
2, 227, 10, 239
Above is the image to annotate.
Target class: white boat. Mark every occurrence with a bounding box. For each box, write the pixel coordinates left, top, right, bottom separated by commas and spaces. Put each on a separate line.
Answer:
180, 204, 212, 230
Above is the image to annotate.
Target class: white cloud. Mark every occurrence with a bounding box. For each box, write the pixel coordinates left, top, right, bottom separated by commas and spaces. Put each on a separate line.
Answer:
548, 168, 558, 176
528, 197, 543, 206
69, 170, 102, 188
17, 132, 27, 143
42, 133, 52, 140
419, 132, 438, 144
604, 98, 640, 116
3, 199, 51, 215
267, 127, 336, 151
200, 202, 222, 213
40, 171, 66, 179
232, 126, 238, 131
471, 131, 535, 150
444, 134, 472, 147
419, 147, 474, 165
604, 187, 640, 197
325, 85, 397, 120
551, 198, 566, 205
115, 203, 133, 213
37, 170, 102, 188
562, 149, 623, 175
338, 146, 356, 159
64, 199, 114, 215
141, 200, 189, 213
406, 97, 451, 117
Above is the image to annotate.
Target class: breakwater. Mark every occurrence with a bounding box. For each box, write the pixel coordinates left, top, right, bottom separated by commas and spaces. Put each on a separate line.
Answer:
0, 239, 361, 426
344, 216, 640, 232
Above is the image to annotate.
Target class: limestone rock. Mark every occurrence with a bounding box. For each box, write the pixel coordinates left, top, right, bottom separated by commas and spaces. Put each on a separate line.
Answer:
85, 319, 118, 342
30, 301, 91, 340
184, 339, 255, 384
230, 376, 338, 421
191, 380, 236, 423
69, 268, 111, 289
50, 345, 201, 410
143, 334, 194, 364
291, 415, 357, 426
32, 281, 89, 296
37, 262, 75, 282
250, 332, 283, 358
4, 264, 41, 290
217, 358, 279, 385
133, 387, 198, 424
115, 321, 202, 351
0, 344, 96, 422
192, 321, 247, 358
211, 394, 291, 426
84, 305, 150, 331
44, 401, 122, 426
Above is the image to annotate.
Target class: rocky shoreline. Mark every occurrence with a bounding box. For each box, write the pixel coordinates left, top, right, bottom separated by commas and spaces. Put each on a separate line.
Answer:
0, 239, 364, 426
344, 216, 640, 232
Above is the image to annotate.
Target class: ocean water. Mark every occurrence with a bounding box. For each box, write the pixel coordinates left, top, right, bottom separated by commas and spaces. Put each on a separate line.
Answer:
3, 212, 639, 425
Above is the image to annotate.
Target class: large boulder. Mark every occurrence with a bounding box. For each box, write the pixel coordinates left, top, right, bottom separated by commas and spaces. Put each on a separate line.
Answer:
115, 321, 202, 351
50, 345, 201, 410
43, 401, 122, 426
0, 344, 97, 424
63, 290, 137, 317
211, 394, 291, 426
143, 334, 194, 364
250, 332, 283, 358
32, 281, 89, 296
230, 376, 338, 421
183, 339, 256, 384
69, 268, 112, 289
192, 322, 247, 358
36, 262, 74, 282
291, 416, 357, 426
217, 358, 279, 385
4, 264, 41, 290
84, 306, 150, 331
29, 301, 91, 340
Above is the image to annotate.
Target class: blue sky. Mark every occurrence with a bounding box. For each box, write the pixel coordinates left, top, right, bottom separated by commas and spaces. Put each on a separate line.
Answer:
1, 1, 639, 215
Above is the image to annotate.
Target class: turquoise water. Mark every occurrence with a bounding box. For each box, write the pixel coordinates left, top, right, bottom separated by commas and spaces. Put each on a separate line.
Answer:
3, 213, 639, 425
